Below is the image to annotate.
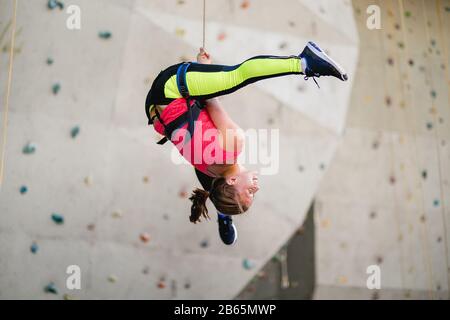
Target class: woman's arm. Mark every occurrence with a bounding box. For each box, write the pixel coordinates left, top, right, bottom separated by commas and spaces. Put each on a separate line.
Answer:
196, 48, 243, 153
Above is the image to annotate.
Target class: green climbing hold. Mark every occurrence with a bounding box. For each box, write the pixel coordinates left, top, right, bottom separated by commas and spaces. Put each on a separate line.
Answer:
51, 213, 64, 225
46, 57, 54, 65
426, 122, 433, 130
404, 11, 411, 17
44, 282, 58, 294
430, 90, 437, 98
71, 126, 80, 138
421, 170, 427, 179
52, 83, 61, 95
433, 199, 440, 207
99, 31, 112, 39
22, 142, 36, 154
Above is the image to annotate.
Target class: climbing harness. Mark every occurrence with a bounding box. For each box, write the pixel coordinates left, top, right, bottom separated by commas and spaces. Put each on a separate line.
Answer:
149, 62, 205, 146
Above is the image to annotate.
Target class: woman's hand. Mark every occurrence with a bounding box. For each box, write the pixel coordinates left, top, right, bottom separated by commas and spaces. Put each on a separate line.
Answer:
197, 47, 212, 64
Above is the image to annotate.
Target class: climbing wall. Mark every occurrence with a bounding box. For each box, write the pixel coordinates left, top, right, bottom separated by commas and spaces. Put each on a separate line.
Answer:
0, 0, 357, 299
315, 0, 450, 299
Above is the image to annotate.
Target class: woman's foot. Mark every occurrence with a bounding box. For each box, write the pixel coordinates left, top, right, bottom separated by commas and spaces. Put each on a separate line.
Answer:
217, 212, 238, 245
299, 41, 348, 82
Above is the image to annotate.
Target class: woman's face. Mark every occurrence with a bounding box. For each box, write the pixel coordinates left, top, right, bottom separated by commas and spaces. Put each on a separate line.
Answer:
226, 169, 260, 208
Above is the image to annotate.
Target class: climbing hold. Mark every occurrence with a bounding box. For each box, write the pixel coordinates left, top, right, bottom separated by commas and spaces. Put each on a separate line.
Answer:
98, 31, 112, 39
143, 176, 150, 184
408, 59, 414, 66
157, 281, 166, 289
243, 259, 255, 270
288, 21, 295, 27
430, 90, 437, 99
387, 57, 394, 66
30, 242, 38, 254
375, 256, 383, 264
420, 215, 426, 223
337, 275, 348, 284
44, 282, 58, 294
385, 96, 392, 106
46, 57, 54, 65
217, 32, 227, 41
20, 185, 28, 194
108, 275, 118, 283
163, 214, 169, 221
320, 218, 330, 229
63, 294, 76, 300
404, 11, 411, 17
71, 126, 80, 138
47, 0, 64, 10
52, 83, 61, 95
278, 42, 287, 50
430, 39, 436, 47
184, 282, 191, 289
140, 233, 150, 243
394, 23, 400, 30
421, 170, 427, 179
371, 291, 380, 300
319, 163, 325, 170
177, 0, 185, 4
51, 213, 64, 225
298, 165, 304, 172
175, 28, 185, 37
84, 175, 93, 186
397, 41, 405, 49
389, 175, 396, 185
372, 141, 380, 150
142, 266, 150, 275
437, 236, 442, 243
200, 239, 209, 248
87, 224, 95, 231
112, 210, 123, 219
179, 189, 188, 198
22, 142, 37, 154
241, 0, 250, 9
426, 122, 433, 130
433, 199, 440, 207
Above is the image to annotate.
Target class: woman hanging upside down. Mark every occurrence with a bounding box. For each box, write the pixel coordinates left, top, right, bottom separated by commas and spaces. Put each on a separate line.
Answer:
145, 41, 347, 245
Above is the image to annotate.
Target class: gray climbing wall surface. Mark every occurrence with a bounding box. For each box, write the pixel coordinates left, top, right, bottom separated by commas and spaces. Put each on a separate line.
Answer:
0, 1, 357, 299
315, 0, 450, 299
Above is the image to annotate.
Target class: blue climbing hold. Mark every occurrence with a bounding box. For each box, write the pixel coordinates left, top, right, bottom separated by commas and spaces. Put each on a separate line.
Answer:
22, 142, 36, 154
71, 126, 80, 138
47, 0, 64, 10
30, 242, 38, 254
20, 185, 28, 194
51, 213, 64, 225
44, 282, 58, 294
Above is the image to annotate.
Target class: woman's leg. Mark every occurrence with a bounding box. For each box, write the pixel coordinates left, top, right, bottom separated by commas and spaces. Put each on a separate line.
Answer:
161, 55, 302, 101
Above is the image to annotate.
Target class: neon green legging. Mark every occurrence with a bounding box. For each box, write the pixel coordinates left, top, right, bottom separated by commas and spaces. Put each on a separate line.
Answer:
146, 55, 302, 108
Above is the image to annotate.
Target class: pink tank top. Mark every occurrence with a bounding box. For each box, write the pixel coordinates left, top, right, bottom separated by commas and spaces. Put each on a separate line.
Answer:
153, 98, 241, 175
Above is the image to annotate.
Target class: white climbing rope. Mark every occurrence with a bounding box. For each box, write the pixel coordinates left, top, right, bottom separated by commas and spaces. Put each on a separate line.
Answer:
202, 0, 206, 49
0, 0, 18, 188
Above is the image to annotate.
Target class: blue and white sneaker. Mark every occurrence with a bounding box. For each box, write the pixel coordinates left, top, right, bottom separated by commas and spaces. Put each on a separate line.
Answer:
299, 41, 348, 87
217, 212, 237, 245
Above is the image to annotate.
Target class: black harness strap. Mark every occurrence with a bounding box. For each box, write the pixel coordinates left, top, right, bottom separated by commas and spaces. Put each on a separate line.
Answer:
151, 62, 204, 145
